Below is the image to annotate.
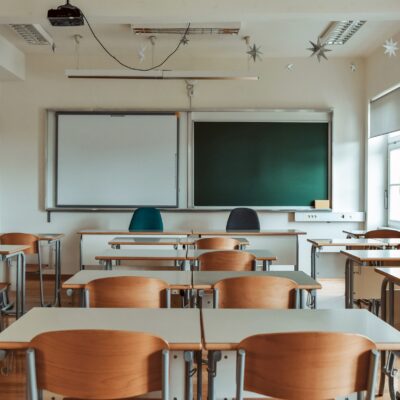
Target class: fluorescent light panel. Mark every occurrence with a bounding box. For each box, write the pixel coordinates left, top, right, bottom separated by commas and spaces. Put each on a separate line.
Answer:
320, 21, 366, 45
9, 24, 54, 46
65, 69, 259, 80
131, 22, 241, 35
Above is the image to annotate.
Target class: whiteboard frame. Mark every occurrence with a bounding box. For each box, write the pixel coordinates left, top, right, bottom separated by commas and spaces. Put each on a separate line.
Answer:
46, 111, 180, 210
188, 110, 333, 210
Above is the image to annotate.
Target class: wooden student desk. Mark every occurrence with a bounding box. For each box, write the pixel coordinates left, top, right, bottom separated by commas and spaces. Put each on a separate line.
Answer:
109, 236, 250, 250
202, 308, 400, 400
343, 230, 367, 238
0, 307, 202, 400
78, 230, 192, 270
0, 245, 30, 319
341, 250, 400, 309
193, 229, 306, 271
308, 238, 388, 308
192, 270, 321, 309
95, 249, 277, 271
63, 270, 192, 290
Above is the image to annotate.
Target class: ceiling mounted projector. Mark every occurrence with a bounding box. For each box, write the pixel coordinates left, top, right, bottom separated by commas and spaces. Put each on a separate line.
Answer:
47, 0, 84, 27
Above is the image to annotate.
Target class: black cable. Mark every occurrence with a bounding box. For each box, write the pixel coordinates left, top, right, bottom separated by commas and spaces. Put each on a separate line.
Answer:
82, 13, 190, 72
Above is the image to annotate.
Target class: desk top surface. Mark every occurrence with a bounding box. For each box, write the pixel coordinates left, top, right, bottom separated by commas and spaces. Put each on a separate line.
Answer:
308, 238, 386, 247
342, 230, 367, 238
202, 309, 400, 351
37, 233, 64, 241
0, 308, 201, 351
341, 249, 400, 262
194, 229, 306, 236
192, 271, 321, 289
95, 249, 277, 261
95, 249, 188, 261
374, 267, 400, 283
63, 270, 192, 289
79, 230, 191, 236
109, 237, 183, 246
0, 245, 30, 255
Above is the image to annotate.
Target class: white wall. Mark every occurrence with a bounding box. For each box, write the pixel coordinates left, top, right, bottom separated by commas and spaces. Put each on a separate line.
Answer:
0, 53, 366, 276
365, 31, 400, 228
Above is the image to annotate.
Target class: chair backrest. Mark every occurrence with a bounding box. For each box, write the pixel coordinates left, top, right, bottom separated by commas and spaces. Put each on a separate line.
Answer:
214, 276, 297, 308
237, 332, 378, 400
0, 233, 39, 254
365, 229, 400, 238
198, 250, 255, 271
85, 276, 170, 308
226, 208, 260, 231
195, 237, 240, 250
129, 207, 163, 232
29, 330, 169, 399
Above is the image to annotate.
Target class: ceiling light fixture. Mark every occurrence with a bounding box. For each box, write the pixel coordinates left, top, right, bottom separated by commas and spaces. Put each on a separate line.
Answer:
65, 69, 259, 80
9, 24, 55, 49
131, 22, 240, 36
319, 21, 366, 45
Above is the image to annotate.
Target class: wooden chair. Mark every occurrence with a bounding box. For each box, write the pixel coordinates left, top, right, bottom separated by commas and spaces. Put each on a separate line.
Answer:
0, 233, 46, 307
84, 276, 171, 308
26, 330, 169, 400
197, 250, 256, 271
195, 237, 240, 250
213, 276, 298, 308
365, 229, 400, 239
236, 332, 379, 400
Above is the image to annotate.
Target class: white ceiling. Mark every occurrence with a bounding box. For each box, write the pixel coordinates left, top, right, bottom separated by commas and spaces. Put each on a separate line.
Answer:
0, 0, 399, 59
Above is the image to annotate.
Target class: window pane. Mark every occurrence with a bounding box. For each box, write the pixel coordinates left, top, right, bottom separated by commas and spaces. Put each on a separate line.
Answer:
389, 185, 400, 221
390, 148, 400, 184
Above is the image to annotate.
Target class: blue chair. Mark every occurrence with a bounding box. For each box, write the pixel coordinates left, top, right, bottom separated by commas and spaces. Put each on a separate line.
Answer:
226, 208, 260, 231
128, 207, 164, 232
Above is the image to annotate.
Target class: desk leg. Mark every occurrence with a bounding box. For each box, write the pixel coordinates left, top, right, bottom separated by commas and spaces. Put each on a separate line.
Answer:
389, 282, 395, 326
348, 260, 355, 309
105, 260, 112, 271
299, 289, 304, 309
196, 350, 203, 400
20, 253, 26, 316
207, 350, 221, 400
79, 234, 84, 270
295, 235, 299, 271
184, 351, 194, 400
310, 245, 316, 279
378, 278, 389, 396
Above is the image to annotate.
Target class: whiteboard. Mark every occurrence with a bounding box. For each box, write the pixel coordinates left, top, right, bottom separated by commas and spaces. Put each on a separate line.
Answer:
56, 113, 178, 207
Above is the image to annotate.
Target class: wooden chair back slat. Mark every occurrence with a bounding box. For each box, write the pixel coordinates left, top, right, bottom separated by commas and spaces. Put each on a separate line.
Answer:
239, 332, 376, 400
195, 237, 240, 250
0, 233, 39, 254
214, 276, 297, 308
31, 330, 168, 399
86, 276, 169, 308
365, 229, 400, 238
198, 250, 255, 271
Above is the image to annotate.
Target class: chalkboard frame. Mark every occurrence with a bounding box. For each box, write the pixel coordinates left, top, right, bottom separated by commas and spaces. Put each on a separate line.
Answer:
189, 111, 332, 210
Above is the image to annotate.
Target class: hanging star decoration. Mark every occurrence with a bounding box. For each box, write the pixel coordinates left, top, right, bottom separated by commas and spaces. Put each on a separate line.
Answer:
138, 44, 147, 63
307, 38, 331, 62
247, 43, 262, 62
286, 63, 294, 71
350, 63, 357, 72
383, 38, 398, 57
181, 35, 190, 45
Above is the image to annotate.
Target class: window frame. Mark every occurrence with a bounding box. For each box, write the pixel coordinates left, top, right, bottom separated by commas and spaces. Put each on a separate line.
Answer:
388, 140, 400, 228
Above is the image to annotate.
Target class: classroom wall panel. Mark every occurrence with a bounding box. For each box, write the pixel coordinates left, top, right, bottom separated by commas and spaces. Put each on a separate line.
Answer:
0, 53, 365, 275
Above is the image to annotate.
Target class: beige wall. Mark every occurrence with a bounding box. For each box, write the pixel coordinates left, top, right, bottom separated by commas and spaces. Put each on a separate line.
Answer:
0, 53, 366, 275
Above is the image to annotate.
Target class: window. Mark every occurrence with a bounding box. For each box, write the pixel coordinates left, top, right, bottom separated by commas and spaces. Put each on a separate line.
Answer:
388, 141, 400, 227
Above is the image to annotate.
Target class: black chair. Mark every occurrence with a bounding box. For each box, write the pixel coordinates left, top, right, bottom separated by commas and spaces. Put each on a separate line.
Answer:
226, 208, 260, 231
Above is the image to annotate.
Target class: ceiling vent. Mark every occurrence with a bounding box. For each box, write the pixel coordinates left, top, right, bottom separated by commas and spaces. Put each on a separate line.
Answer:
131, 22, 241, 35
9, 24, 55, 48
319, 21, 366, 45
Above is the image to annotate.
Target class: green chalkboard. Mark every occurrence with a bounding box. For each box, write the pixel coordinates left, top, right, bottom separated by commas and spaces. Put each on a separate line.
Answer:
193, 121, 330, 207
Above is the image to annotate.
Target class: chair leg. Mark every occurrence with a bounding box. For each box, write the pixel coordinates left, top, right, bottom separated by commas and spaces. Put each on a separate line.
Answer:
26, 349, 38, 400
236, 349, 245, 400
37, 248, 46, 307
162, 349, 169, 400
